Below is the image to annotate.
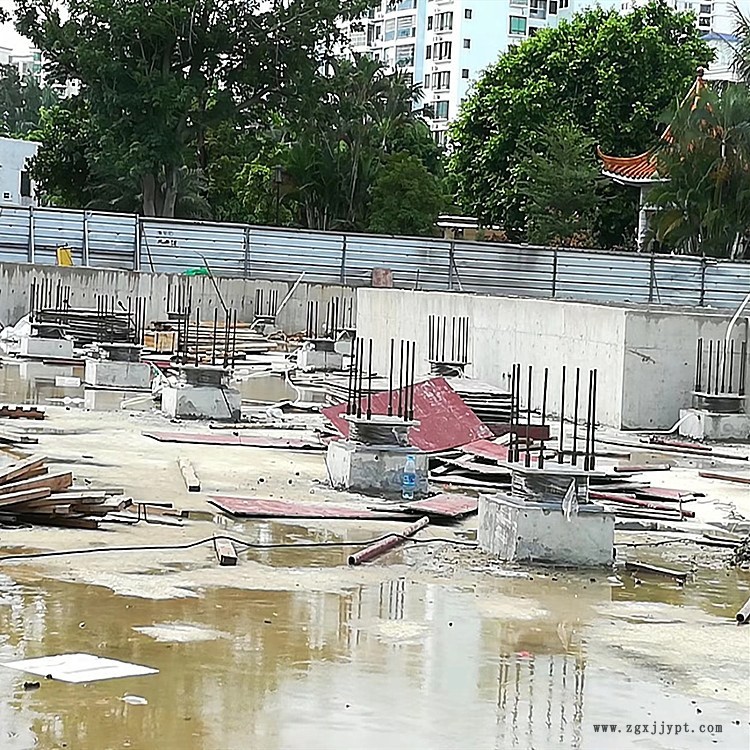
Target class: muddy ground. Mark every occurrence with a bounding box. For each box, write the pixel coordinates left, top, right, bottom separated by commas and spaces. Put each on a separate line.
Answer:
0, 363, 748, 750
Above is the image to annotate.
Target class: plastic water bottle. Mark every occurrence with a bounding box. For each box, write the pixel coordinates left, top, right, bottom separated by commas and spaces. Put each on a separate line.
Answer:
402, 455, 417, 500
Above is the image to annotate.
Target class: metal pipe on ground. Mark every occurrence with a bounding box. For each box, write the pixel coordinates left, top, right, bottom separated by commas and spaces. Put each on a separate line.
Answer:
736, 596, 750, 624
347, 516, 430, 566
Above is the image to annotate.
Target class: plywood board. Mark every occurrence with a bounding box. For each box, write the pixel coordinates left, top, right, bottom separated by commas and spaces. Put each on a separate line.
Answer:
2, 653, 158, 683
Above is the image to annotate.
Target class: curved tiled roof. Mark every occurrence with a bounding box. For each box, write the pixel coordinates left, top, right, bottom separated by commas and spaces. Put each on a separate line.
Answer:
597, 71, 706, 185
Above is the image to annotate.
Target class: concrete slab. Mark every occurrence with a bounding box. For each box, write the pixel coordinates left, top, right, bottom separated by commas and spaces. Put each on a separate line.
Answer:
161, 385, 241, 422
679, 408, 750, 442
84, 359, 152, 390
19, 336, 74, 359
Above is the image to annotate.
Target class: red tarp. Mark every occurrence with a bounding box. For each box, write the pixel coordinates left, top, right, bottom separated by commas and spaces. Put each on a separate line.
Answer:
400, 493, 478, 518
143, 432, 323, 450
322, 377, 491, 453
461, 440, 511, 462
208, 496, 401, 520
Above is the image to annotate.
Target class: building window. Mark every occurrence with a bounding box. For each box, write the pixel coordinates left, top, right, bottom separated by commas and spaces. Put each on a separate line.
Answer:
350, 30, 366, 46
463, 38, 471, 48
698, 16, 711, 27
465, 8, 473, 19
437, 11, 453, 30
426, 44, 432, 59
510, 0, 528, 6
427, 16, 433, 30
559, 0, 569, 8
396, 44, 415, 67
434, 130, 448, 147
509, 16, 527, 35
434, 71, 450, 89
395, 0, 416, 10
384, 19, 395, 41
435, 101, 449, 119
20, 172, 31, 198
549, 0, 558, 13
424, 74, 431, 89
530, 0, 547, 20
528, 26, 541, 36
699, 4, 711, 14
434, 41, 452, 60
461, 68, 469, 78
396, 16, 414, 38
403, 72, 413, 86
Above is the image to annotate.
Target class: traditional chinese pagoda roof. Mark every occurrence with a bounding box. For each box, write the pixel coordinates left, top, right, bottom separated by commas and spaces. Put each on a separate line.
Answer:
597, 70, 706, 186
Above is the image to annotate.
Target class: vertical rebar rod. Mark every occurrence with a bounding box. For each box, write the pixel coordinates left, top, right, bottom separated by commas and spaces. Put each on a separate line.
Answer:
194, 307, 200, 366
707, 339, 714, 393
464, 317, 470, 363
388, 338, 394, 416
558, 365, 566, 464
347, 336, 358, 415
356, 338, 364, 419
728, 339, 735, 393
572, 367, 581, 467
403, 340, 410, 422
428, 315, 434, 361
590, 369, 598, 471
740, 340, 747, 397
451, 317, 456, 361
366, 339, 373, 419
508, 365, 516, 463
714, 339, 721, 395
398, 339, 404, 418
539, 367, 548, 469
584, 370, 594, 471
441, 317, 446, 361
525, 365, 533, 467
231, 308, 238, 366
212, 308, 218, 366
721, 340, 728, 394
695, 338, 703, 391
514, 363, 522, 462
408, 341, 417, 421
29, 279, 36, 321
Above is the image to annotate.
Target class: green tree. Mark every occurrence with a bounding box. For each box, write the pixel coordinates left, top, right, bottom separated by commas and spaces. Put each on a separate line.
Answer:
16, 0, 368, 217
0, 64, 58, 138
647, 83, 750, 259
449, 0, 712, 247
512, 123, 601, 246
367, 152, 445, 236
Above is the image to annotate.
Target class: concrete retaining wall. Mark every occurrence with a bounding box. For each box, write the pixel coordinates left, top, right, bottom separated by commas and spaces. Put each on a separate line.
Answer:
355, 288, 746, 430
0, 262, 354, 335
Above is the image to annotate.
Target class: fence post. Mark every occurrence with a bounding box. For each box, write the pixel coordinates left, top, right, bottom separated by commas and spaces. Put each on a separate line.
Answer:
340, 234, 347, 285
647, 253, 655, 303
82, 211, 90, 266
133, 215, 142, 271
243, 226, 251, 279
448, 241, 455, 290
551, 247, 558, 297
699, 256, 707, 306
28, 206, 35, 264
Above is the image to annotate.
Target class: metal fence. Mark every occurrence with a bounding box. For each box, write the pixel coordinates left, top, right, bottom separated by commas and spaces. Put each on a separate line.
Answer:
1, 203, 749, 309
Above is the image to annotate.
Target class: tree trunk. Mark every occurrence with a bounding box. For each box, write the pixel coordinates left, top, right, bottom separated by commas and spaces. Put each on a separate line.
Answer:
142, 174, 157, 216
162, 166, 179, 218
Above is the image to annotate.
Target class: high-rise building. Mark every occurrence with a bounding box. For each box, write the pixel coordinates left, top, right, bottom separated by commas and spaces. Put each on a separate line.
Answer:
341, 0, 739, 144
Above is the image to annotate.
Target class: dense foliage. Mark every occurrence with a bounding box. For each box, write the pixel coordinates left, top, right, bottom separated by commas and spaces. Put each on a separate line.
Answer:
449, 0, 712, 249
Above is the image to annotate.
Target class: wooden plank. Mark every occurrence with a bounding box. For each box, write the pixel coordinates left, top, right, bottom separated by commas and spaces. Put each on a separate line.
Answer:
16, 514, 99, 530
0, 472, 73, 497
0, 487, 52, 508
698, 470, 750, 486
0, 456, 47, 485
215, 540, 238, 566
177, 458, 201, 492
624, 561, 688, 583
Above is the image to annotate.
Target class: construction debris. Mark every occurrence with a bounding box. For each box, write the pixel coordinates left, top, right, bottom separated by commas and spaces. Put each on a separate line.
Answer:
214, 539, 238, 566
0, 455, 129, 529
348, 516, 430, 566
0, 405, 46, 420
177, 458, 201, 492
144, 431, 323, 451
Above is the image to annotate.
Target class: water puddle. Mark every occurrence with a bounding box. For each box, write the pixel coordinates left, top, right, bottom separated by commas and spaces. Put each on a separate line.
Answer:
0, 563, 747, 750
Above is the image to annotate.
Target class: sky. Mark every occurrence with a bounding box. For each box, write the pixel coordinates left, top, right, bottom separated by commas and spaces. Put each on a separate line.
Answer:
0, 1, 32, 55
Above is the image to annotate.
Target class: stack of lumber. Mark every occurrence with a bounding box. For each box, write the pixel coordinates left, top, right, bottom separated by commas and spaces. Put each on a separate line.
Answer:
184, 320, 276, 362
445, 378, 512, 430
36, 308, 133, 346
0, 455, 129, 529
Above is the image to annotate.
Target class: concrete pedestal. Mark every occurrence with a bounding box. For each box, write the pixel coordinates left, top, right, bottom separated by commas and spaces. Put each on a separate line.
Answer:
326, 440, 428, 497
479, 494, 615, 567
679, 407, 750, 442
19, 336, 74, 360
84, 359, 152, 390
161, 384, 241, 421
297, 347, 344, 372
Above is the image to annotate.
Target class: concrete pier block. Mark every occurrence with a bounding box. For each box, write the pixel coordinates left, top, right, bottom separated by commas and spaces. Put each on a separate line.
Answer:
326, 440, 428, 497
479, 494, 615, 567
161, 384, 241, 421
297, 347, 344, 372
84, 359, 152, 390
679, 408, 750, 442
19, 336, 74, 360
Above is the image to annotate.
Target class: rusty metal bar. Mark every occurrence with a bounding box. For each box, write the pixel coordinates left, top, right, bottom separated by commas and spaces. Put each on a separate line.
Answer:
348, 516, 430, 566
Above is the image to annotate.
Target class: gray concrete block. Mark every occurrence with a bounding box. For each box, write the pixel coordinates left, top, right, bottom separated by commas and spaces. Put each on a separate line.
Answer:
161, 385, 241, 421
679, 408, 750, 442
84, 359, 152, 390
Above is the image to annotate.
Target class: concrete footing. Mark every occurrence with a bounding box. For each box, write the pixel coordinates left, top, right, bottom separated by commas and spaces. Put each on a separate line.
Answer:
161, 385, 241, 421
297, 347, 343, 372
19, 336, 74, 360
326, 440, 428, 497
84, 359, 152, 390
478, 494, 615, 567
679, 407, 750, 442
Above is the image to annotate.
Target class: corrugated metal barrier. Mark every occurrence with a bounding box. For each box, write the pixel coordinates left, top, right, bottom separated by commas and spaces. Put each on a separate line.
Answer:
1, 203, 749, 310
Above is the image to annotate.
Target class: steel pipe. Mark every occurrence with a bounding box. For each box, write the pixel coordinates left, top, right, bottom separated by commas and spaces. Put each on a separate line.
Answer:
736, 595, 750, 624
348, 516, 430, 566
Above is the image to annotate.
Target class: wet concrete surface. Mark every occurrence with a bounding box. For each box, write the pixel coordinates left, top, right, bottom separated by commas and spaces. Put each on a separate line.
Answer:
0, 359, 748, 749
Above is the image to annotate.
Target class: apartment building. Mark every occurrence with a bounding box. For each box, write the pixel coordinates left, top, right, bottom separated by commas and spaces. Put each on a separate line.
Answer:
342, 0, 740, 144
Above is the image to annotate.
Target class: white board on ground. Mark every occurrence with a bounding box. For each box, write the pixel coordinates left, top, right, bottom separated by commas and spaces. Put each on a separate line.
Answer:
1, 653, 158, 683
55, 376, 81, 388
